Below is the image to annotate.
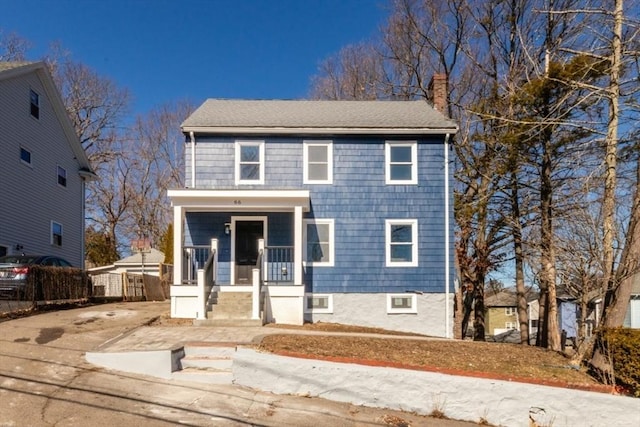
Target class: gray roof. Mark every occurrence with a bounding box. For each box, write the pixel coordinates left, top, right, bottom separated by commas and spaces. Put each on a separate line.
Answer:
0, 61, 35, 72
182, 99, 457, 133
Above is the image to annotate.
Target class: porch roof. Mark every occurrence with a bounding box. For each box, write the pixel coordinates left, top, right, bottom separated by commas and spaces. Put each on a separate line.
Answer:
168, 189, 310, 212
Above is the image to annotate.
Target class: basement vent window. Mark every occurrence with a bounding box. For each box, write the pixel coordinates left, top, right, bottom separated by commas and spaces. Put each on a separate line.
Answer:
387, 294, 417, 314
304, 294, 333, 314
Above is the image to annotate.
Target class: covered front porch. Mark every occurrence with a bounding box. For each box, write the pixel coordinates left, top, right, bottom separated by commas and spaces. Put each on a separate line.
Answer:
167, 190, 310, 325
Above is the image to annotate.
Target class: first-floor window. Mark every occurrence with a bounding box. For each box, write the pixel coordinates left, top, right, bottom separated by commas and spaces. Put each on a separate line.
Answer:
304, 294, 333, 314
303, 219, 334, 266
20, 147, 32, 165
51, 221, 63, 246
385, 219, 418, 267
505, 322, 517, 330
387, 293, 417, 314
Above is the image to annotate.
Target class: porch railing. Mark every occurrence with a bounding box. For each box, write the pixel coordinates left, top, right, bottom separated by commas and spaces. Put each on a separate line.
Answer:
196, 239, 218, 321
263, 245, 294, 284
182, 245, 210, 285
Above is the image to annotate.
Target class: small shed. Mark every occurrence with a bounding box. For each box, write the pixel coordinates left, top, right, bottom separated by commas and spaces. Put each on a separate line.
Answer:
88, 249, 167, 299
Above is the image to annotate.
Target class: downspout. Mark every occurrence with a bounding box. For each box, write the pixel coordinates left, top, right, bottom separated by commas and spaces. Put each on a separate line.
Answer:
444, 133, 451, 338
190, 131, 196, 188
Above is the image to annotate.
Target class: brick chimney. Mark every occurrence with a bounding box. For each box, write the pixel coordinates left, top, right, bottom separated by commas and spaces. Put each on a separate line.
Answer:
429, 73, 448, 117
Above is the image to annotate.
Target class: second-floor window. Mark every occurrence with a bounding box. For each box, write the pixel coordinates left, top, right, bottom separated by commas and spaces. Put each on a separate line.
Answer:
385, 142, 417, 185
235, 141, 264, 184
57, 166, 67, 187
30, 89, 40, 119
303, 141, 333, 184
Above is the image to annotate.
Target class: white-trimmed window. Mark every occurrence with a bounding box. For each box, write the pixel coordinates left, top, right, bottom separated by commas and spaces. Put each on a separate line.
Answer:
57, 165, 67, 187
387, 294, 417, 314
385, 219, 418, 267
51, 221, 63, 247
235, 141, 264, 184
505, 322, 517, 330
505, 307, 516, 316
303, 219, 334, 266
385, 142, 417, 184
304, 294, 333, 314
30, 89, 40, 119
20, 147, 32, 165
303, 141, 333, 184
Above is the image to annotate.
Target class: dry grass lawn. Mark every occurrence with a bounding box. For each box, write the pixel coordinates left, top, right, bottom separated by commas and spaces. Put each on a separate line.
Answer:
259, 322, 605, 391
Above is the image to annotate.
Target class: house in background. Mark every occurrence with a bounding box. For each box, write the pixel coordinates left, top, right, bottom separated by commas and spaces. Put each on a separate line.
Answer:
88, 248, 166, 298
0, 62, 95, 267
623, 274, 640, 329
168, 93, 458, 337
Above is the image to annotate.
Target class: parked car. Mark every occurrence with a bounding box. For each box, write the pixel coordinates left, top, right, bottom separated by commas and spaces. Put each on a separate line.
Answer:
0, 255, 73, 299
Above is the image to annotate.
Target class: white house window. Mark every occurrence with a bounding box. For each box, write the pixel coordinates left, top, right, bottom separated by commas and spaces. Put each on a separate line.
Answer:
385, 219, 418, 267
303, 219, 334, 266
387, 294, 417, 314
385, 142, 417, 184
505, 322, 517, 330
51, 221, 63, 247
30, 89, 40, 119
20, 147, 32, 165
303, 141, 333, 184
505, 307, 516, 316
304, 294, 333, 314
235, 141, 264, 184
57, 166, 67, 187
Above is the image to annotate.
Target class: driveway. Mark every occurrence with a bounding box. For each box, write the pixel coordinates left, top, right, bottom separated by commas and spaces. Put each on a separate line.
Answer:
0, 301, 474, 426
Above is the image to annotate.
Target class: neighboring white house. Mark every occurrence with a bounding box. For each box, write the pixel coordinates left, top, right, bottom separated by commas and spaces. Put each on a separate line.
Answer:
0, 61, 96, 267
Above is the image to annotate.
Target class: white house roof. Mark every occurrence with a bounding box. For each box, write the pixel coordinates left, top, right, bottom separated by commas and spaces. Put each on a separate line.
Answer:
0, 61, 96, 179
117, 248, 165, 265
182, 99, 458, 135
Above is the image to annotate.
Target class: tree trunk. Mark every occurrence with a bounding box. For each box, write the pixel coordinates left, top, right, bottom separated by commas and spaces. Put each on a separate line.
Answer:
510, 171, 529, 344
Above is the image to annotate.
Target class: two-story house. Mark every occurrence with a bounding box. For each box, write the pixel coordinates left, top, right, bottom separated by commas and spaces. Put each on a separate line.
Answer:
0, 62, 95, 266
168, 97, 458, 337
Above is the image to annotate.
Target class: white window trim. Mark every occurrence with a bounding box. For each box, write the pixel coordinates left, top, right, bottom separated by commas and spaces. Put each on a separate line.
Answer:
385, 141, 417, 185
57, 165, 67, 188
304, 293, 334, 314
303, 218, 335, 267
505, 307, 516, 316
51, 221, 63, 247
505, 322, 517, 330
385, 219, 418, 267
387, 293, 417, 314
303, 141, 333, 184
235, 140, 265, 185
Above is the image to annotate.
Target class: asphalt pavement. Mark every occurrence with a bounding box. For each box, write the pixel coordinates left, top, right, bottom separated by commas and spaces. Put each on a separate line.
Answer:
0, 301, 475, 426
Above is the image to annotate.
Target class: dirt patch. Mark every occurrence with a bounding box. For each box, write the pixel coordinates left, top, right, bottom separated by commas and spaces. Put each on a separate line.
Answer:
35, 327, 64, 344
265, 322, 426, 336
148, 313, 194, 326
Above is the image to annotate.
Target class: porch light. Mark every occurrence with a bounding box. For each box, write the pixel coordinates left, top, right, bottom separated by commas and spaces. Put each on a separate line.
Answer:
224, 223, 231, 235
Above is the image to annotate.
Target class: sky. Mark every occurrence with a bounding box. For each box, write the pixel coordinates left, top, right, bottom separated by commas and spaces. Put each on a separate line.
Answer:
1, 0, 389, 115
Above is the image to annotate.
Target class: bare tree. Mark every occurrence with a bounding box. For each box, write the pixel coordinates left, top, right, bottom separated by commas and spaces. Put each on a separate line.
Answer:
0, 30, 30, 61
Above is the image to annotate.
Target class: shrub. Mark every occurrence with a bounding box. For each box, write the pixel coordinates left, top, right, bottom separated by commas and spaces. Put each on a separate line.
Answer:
602, 328, 640, 397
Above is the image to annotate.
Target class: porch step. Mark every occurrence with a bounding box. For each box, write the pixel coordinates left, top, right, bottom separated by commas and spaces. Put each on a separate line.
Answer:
208, 291, 255, 321
171, 343, 236, 385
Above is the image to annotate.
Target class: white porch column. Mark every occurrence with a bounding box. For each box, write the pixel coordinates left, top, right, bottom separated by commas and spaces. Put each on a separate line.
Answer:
294, 205, 303, 285
173, 206, 184, 285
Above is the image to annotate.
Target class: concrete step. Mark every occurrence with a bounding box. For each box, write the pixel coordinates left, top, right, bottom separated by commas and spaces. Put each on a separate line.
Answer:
171, 367, 234, 384
193, 318, 263, 327
172, 342, 237, 385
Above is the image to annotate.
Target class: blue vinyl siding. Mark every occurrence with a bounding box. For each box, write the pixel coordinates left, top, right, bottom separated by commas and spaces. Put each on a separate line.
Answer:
186, 135, 455, 294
